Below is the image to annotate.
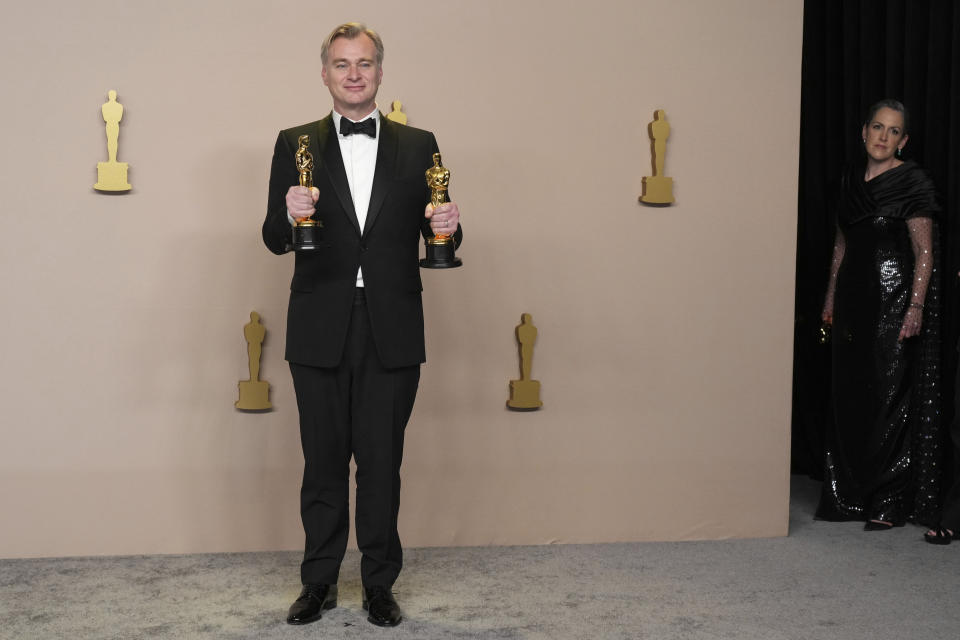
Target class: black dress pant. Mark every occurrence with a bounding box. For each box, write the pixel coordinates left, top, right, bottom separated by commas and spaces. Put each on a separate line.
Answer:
289, 288, 420, 587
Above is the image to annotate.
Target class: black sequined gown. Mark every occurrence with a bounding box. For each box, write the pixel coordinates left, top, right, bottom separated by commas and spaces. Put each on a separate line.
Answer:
816, 161, 943, 526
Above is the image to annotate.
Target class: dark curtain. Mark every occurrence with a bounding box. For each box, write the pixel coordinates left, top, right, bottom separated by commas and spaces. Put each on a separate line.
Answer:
792, 0, 960, 479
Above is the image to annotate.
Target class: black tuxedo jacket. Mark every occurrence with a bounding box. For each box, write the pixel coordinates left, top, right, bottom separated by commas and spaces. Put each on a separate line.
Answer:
262, 114, 462, 369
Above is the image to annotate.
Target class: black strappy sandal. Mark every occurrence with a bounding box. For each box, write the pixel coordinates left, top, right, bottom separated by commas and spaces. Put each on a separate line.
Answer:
923, 527, 960, 545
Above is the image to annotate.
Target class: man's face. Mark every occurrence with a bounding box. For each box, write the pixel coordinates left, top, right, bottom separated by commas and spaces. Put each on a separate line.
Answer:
321, 34, 382, 118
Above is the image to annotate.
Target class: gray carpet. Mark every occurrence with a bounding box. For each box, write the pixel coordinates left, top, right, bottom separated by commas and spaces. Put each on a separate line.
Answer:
2, 476, 959, 639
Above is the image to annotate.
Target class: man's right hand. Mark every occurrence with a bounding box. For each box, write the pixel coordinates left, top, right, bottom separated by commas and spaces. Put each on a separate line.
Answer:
286, 185, 320, 222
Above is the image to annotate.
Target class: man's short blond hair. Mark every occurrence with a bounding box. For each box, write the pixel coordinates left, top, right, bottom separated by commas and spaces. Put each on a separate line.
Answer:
321, 22, 384, 66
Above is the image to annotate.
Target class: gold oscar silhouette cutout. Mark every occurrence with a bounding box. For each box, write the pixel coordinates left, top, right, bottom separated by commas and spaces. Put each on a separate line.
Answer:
507, 313, 543, 411
235, 311, 272, 411
420, 152, 462, 268
94, 90, 131, 192
386, 99, 407, 125
290, 134, 322, 251
639, 109, 674, 205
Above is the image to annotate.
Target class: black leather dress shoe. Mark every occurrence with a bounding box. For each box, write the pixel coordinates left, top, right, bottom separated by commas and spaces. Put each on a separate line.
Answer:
286, 584, 337, 625
363, 586, 402, 627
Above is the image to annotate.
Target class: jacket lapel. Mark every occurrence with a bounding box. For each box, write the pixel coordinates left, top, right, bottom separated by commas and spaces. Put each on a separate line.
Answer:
363, 114, 398, 236
317, 114, 362, 236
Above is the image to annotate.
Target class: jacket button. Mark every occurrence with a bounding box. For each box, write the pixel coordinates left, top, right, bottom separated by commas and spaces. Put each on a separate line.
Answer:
360, 244, 367, 252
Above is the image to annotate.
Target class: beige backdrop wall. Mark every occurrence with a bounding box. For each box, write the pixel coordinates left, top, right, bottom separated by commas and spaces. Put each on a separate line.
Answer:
0, 0, 802, 558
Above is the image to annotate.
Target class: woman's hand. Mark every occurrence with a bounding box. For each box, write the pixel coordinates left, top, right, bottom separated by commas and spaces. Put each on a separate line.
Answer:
898, 306, 923, 341
821, 300, 834, 325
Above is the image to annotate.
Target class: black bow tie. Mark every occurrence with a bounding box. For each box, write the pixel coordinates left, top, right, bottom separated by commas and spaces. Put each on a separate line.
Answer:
339, 118, 377, 138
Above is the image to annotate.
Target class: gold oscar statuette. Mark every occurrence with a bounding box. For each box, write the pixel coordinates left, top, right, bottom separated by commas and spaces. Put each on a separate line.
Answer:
94, 90, 132, 192
236, 311, 272, 411
506, 313, 543, 410
419, 152, 462, 268
386, 99, 407, 125
639, 109, 675, 205
289, 134, 323, 251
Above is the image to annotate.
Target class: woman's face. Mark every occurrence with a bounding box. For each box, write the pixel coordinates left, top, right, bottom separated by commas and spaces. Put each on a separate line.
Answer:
862, 107, 908, 164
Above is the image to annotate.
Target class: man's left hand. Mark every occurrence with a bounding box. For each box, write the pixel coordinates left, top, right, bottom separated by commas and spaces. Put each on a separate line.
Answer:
425, 202, 460, 236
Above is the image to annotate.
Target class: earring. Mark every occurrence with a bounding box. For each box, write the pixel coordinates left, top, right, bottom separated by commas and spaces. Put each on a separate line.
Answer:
895, 147, 903, 159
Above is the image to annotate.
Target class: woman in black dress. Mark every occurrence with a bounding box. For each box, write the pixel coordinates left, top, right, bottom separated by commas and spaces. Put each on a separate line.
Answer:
817, 99, 943, 530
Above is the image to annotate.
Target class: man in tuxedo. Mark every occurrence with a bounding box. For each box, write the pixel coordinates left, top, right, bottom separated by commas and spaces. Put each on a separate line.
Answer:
261, 22, 462, 628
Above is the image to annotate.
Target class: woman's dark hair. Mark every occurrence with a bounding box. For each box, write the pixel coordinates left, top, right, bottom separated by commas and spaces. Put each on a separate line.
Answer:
864, 99, 910, 135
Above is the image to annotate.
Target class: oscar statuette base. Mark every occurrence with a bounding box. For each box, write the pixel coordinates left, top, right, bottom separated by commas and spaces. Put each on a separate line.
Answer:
639, 176, 674, 205
236, 380, 271, 411
288, 221, 323, 252
506, 379, 542, 411
94, 161, 131, 192
420, 237, 462, 269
